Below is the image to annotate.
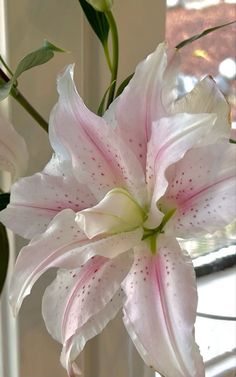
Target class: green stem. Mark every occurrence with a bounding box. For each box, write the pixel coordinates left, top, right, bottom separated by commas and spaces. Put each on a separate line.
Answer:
104, 10, 119, 108
0, 66, 10, 83
0, 55, 14, 77
142, 208, 177, 245
149, 234, 157, 255
159, 208, 176, 231
103, 40, 112, 73
11, 87, 48, 132
0, 67, 48, 133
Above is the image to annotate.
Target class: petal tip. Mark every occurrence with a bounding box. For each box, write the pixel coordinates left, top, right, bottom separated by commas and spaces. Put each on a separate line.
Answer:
57, 64, 76, 94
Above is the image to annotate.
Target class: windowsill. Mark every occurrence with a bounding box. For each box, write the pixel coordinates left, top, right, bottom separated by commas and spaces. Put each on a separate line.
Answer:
195, 265, 236, 376
156, 251, 236, 377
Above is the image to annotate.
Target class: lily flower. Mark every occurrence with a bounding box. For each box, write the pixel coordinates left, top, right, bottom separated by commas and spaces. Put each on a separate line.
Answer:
0, 43, 235, 377
0, 113, 28, 181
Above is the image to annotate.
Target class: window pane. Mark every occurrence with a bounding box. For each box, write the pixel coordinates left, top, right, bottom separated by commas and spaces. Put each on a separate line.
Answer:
166, 0, 236, 123
166, 0, 236, 258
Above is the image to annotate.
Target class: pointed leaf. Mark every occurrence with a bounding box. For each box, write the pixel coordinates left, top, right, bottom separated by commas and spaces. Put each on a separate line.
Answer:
115, 73, 134, 98
0, 40, 65, 101
97, 80, 116, 115
79, 0, 110, 45
0, 223, 9, 294
42, 40, 66, 53
176, 20, 236, 50
14, 40, 66, 79
85, 0, 113, 12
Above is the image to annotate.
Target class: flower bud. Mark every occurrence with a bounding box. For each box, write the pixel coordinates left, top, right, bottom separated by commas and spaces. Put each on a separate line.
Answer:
76, 188, 145, 238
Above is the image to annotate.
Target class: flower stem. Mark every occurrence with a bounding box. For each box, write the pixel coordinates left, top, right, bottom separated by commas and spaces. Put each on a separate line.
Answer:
11, 87, 48, 132
0, 66, 10, 83
0, 55, 14, 77
103, 40, 113, 73
149, 234, 157, 255
0, 67, 48, 133
104, 10, 119, 109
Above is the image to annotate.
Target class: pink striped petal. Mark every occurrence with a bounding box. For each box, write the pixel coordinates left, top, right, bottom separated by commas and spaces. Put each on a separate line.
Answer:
50, 65, 146, 204
145, 112, 216, 229
104, 43, 178, 170
10, 209, 141, 315
0, 158, 96, 239
171, 76, 231, 143
0, 204, 55, 239
162, 142, 236, 237
122, 236, 204, 377
42, 252, 132, 373
0, 113, 28, 180
61, 289, 123, 377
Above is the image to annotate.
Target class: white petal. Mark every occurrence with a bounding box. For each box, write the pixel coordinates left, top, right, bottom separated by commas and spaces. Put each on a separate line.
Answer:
104, 43, 179, 170
145, 112, 216, 229
49, 65, 146, 204
42, 252, 132, 373
61, 289, 123, 376
0, 113, 28, 180
76, 188, 145, 238
0, 159, 95, 238
9, 209, 141, 315
162, 142, 236, 237
171, 76, 231, 143
122, 236, 204, 377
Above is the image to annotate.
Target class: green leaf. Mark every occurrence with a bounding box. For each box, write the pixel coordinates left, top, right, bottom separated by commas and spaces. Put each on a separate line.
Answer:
79, 0, 110, 45
0, 223, 9, 295
42, 40, 66, 53
0, 81, 12, 101
0, 40, 65, 102
115, 73, 134, 98
97, 88, 110, 116
85, 0, 113, 12
0, 193, 10, 211
97, 80, 116, 115
229, 138, 236, 144
176, 20, 236, 50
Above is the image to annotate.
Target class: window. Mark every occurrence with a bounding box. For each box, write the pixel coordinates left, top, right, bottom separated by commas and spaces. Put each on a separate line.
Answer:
164, 2, 236, 376
166, 0, 236, 126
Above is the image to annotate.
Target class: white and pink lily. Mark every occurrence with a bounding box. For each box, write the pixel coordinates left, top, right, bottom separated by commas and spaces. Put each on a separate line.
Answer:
0, 43, 235, 377
0, 112, 28, 180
